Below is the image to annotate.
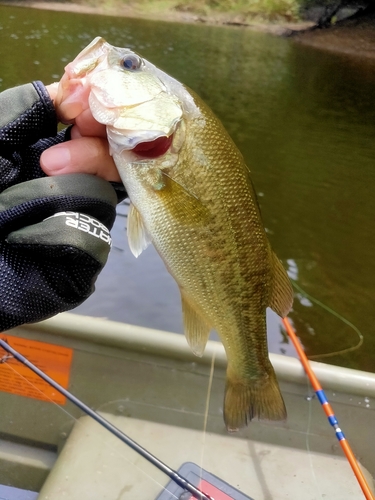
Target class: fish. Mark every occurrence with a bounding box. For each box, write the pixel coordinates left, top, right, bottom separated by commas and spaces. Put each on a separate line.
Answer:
56, 37, 294, 431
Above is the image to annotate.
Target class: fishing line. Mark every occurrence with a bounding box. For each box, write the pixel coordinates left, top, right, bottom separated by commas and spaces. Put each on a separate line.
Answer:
291, 280, 363, 359
199, 347, 217, 476
0, 338, 214, 500
98, 398, 207, 419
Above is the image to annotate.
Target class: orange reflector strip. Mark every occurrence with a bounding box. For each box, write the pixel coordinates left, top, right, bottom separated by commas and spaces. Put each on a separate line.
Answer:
0, 334, 73, 404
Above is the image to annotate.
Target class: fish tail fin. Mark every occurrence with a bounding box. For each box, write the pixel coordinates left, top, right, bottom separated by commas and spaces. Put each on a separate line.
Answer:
223, 366, 286, 432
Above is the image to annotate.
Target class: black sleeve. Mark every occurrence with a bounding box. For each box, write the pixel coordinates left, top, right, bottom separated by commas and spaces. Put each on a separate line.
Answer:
0, 81, 57, 147
0, 81, 69, 192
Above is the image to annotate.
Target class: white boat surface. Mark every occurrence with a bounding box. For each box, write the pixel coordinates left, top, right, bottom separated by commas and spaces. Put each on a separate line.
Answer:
0, 312, 374, 499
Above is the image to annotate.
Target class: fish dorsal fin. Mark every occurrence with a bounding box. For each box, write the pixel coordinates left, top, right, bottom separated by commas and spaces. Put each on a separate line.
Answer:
127, 203, 152, 257
269, 251, 294, 318
181, 292, 211, 357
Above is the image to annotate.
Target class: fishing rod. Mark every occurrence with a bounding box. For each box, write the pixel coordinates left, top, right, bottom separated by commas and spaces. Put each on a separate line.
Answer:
0, 338, 213, 500
282, 317, 375, 500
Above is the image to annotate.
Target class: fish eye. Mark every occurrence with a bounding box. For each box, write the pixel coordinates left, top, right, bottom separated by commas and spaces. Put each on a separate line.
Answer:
121, 54, 142, 71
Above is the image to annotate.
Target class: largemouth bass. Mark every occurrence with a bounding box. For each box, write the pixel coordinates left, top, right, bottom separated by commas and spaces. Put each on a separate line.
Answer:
57, 37, 293, 431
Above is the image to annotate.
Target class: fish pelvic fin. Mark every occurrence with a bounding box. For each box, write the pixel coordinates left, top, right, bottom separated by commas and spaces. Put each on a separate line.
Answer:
269, 251, 294, 318
223, 366, 287, 432
181, 292, 211, 357
127, 203, 152, 258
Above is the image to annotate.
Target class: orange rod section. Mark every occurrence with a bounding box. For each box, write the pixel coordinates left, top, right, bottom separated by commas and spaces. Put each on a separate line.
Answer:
282, 317, 375, 500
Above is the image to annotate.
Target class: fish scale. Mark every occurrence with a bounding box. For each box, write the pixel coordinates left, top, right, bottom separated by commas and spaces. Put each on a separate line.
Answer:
57, 37, 294, 431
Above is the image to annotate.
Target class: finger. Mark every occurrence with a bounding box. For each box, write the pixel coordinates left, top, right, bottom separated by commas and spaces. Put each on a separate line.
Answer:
45, 82, 59, 102
74, 109, 107, 138
40, 137, 121, 183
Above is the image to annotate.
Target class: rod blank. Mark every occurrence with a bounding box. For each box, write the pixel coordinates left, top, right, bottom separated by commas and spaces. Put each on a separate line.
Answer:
0, 338, 213, 500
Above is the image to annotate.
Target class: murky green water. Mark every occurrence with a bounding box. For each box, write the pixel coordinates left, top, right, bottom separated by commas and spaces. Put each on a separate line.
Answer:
1, 5, 375, 371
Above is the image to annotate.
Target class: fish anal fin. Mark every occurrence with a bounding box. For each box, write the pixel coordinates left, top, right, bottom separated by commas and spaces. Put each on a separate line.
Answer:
181, 293, 211, 357
127, 203, 152, 258
269, 251, 294, 318
224, 366, 287, 432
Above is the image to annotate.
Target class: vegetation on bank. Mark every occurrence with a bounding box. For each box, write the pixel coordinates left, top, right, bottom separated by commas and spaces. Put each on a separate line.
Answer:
63, 0, 367, 23
5, 0, 369, 25
156, 0, 300, 21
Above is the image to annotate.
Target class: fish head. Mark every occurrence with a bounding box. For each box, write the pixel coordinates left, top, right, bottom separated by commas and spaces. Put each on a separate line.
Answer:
57, 37, 199, 168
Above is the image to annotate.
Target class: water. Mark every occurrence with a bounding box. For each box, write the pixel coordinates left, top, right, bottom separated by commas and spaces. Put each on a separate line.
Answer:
1, 4, 375, 371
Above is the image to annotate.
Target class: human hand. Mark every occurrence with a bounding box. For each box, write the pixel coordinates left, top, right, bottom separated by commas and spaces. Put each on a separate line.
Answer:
40, 83, 121, 183
0, 173, 117, 331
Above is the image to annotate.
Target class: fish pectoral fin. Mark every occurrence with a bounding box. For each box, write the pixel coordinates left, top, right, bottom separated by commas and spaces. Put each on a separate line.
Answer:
158, 172, 210, 226
269, 251, 294, 318
127, 203, 152, 257
181, 293, 211, 357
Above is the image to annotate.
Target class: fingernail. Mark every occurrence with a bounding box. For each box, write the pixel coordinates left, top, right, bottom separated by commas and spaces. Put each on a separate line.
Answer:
41, 146, 71, 173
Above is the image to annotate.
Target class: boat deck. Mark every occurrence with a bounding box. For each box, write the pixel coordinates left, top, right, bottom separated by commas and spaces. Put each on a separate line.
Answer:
0, 314, 374, 499
38, 414, 372, 500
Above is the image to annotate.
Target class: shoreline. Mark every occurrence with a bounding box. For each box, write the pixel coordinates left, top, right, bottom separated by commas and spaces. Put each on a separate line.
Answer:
2, 1, 375, 60
293, 12, 375, 61
0, 1, 314, 36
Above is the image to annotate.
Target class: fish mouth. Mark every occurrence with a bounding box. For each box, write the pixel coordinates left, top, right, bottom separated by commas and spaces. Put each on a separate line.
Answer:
131, 135, 173, 159
107, 126, 177, 160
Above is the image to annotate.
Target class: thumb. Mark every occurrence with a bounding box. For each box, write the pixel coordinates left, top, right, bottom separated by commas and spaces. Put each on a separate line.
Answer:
40, 137, 121, 183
